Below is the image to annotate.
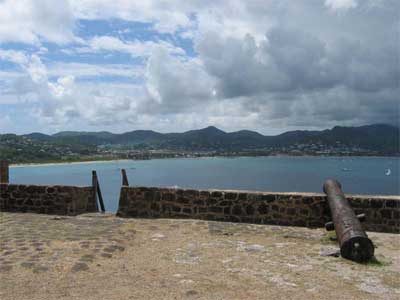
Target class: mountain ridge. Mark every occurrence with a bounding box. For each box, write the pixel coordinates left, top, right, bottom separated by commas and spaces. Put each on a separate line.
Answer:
12, 123, 398, 154
17, 123, 397, 140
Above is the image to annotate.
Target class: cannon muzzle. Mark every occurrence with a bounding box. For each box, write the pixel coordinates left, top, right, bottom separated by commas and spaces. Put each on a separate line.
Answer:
323, 179, 374, 262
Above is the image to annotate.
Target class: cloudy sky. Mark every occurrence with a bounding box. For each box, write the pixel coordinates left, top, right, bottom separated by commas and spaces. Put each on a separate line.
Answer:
0, 0, 398, 135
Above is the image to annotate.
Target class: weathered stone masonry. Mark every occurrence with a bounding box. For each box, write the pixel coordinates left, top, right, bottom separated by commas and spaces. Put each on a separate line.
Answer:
117, 186, 400, 233
0, 184, 98, 215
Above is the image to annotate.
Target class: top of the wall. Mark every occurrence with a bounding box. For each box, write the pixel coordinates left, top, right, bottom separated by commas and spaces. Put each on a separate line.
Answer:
1, 183, 92, 189
125, 185, 400, 200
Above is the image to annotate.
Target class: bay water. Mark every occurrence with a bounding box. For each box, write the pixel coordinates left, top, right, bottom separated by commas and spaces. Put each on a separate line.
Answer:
10, 156, 399, 212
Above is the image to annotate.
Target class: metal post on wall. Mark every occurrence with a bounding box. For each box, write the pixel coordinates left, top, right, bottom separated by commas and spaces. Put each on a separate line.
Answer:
92, 170, 105, 213
121, 169, 129, 186
0, 160, 9, 184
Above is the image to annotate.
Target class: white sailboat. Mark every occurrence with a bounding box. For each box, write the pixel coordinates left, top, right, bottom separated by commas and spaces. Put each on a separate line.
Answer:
385, 168, 391, 176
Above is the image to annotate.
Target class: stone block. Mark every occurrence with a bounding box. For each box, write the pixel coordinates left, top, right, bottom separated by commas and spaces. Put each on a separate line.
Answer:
238, 193, 248, 201
193, 199, 205, 206
184, 189, 200, 198
369, 199, 383, 208
385, 200, 399, 208
150, 202, 160, 211
176, 197, 190, 204
301, 197, 313, 205
246, 205, 255, 215
199, 191, 210, 198
211, 191, 223, 198
144, 191, 155, 201
208, 206, 223, 213
232, 205, 242, 216
381, 209, 392, 219
182, 208, 192, 214
258, 204, 269, 215
261, 194, 276, 202
225, 193, 238, 200
162, 193, 176, 202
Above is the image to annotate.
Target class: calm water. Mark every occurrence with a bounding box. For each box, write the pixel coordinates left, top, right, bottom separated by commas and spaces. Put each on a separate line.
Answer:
10, 156, 399, 212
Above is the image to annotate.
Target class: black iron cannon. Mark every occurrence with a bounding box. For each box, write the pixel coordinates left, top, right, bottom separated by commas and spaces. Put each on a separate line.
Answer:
323, 179, 374, 262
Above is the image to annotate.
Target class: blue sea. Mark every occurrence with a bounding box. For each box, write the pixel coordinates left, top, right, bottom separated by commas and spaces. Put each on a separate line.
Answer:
10, 156, 399, 212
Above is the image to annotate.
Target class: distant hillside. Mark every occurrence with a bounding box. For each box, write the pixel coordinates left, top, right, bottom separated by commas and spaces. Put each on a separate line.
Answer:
0, 134, 97, 163
53, 131, 114, 139
1, 124, 399, 161
272, 124, 400, 153
43, 124, 398, 153
23, 132, 53, 141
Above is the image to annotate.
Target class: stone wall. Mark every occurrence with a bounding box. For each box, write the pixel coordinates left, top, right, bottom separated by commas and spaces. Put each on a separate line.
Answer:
117, 186, 400, 233
0, 184, 98, 215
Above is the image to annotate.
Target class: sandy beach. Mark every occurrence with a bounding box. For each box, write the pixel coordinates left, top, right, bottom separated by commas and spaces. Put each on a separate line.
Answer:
10, 159, 135, 168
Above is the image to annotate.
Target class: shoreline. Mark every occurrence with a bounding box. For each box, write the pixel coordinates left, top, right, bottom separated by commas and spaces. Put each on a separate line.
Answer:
10, 155, 399, 168
10, 159, 134, 168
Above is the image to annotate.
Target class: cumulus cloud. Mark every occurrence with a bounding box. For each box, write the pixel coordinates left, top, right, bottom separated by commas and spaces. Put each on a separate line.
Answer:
143, 47, 216, 113
197, 23, 399, 96
46, 62, 143, 79
0, 115, 13, 132
0, 0, 399, 133
0, 0, 76, 45
325, 0, 358, 11
81, 35, 185, 57
0, 49, 29, 65
190, 1, 400, 128
1, 55, 139, 126
70, 0, 192, 34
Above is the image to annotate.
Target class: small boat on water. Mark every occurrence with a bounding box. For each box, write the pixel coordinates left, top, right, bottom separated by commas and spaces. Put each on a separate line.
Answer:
342, 168, 352, 172
386, 169, 391, 176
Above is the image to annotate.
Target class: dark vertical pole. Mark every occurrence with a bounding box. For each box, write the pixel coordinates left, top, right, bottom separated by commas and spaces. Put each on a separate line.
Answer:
92, 170, 105, 213
96, 179, 105, 213
92, 170, 99, 211
121, 169, 129, 186
0, 160, 9, 184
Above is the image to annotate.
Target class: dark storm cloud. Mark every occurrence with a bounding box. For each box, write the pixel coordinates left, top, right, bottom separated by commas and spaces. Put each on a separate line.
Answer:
190, 0, 399, 127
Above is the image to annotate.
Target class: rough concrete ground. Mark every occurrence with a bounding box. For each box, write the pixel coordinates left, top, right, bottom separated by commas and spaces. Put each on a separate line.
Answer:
0, 212, 399, 300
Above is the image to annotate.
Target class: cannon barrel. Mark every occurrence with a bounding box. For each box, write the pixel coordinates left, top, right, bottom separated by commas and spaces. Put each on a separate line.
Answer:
323, 179, 374, 262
